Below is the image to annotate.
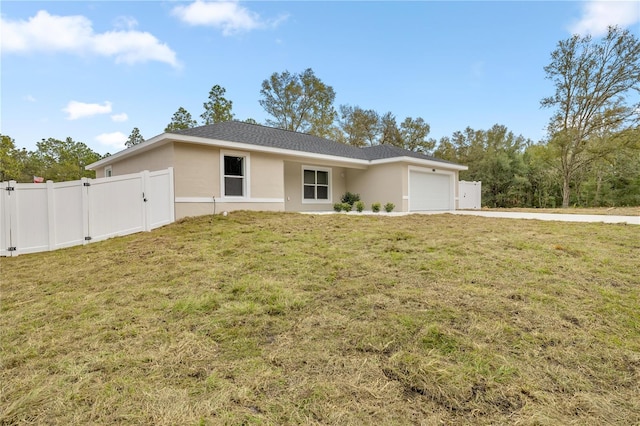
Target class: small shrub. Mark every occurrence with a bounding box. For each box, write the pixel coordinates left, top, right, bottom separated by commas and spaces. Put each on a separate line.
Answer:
371, 202, 381, 213
355, 200, 365, 212
333, 203, 343, 212
384, 202, 395, 213
340, 192, 361, 206
342, 202, 353, 212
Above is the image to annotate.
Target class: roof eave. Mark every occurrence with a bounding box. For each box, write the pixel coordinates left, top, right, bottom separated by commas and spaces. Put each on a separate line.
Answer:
187, 135, 371, 167
87, 132, 372, 170
85, 133, 171, 170
370, 156, 468, 171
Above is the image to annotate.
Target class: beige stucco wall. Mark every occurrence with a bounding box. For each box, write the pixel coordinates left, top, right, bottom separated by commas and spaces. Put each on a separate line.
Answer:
249, 152, 285, 199
96, 143, 175, 178
173, 143, 284, 200
401, 164, 409, 212
95, 140, 464, 217
283, 161, 347, 212
174, 143, 219, 198
346, 162, 404, 211
173, 143, 285, 218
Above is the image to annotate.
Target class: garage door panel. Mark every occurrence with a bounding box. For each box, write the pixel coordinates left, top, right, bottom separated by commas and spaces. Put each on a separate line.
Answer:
409, 171, 452, 211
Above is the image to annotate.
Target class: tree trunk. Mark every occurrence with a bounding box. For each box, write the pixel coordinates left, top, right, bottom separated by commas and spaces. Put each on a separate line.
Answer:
562, 175, 571, 208
594, 171, 602, 207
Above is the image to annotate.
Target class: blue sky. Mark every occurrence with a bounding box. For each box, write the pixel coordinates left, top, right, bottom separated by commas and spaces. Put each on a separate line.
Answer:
2, 1, 639, 155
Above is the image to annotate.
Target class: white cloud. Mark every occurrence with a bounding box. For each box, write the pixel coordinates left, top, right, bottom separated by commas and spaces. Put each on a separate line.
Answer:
1, 11, 93, 53
172, 0, 288, 36
93, 30, 178, 66
63, 101, 112, 120
113, 16, 138, 30
95, 131, 127, 150
24, 95, 37, 102
569, 1, 640, 37
1, 10, 179, 67
111, 113, 129, 122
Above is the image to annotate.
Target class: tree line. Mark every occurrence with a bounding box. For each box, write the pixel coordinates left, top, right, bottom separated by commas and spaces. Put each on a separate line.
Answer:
434, 124, 639, 208
2, 27, 638, 207
1, 135, 103, 183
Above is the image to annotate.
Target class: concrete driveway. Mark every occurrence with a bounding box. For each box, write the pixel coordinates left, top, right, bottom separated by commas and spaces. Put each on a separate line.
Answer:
447, 210, 640, 225
309, 210, 639, 224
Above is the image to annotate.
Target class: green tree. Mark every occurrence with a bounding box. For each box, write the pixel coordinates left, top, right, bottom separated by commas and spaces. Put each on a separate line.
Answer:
434, 125, 531, 207
15, 148, 39, 183
399, 117, 435, 153
259, 68, 337, 137
541, 26, 640, 207
0, 134, 22, 181
433, 136, 457, 162
31, 137, 101, 181
201, 85, 234, 125
578, 127, 640, 206
480, 125, 530, 207
165, 107, 198, 132
523, 143, 562, 208
126, 127, 145, 148
338, 105, 379, 147
378, 112, 402, 147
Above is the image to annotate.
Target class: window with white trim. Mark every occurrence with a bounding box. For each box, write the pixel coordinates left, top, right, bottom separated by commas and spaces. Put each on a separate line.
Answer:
303, 167, 330, 201
223, 155, 246, 197
105, 166, 112, 177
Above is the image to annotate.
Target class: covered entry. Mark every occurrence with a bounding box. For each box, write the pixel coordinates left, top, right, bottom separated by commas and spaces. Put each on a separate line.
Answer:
408, 168, 454, 211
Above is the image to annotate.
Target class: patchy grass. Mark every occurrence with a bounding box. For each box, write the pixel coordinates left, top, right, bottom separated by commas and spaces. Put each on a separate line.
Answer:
1, 212, 639, 425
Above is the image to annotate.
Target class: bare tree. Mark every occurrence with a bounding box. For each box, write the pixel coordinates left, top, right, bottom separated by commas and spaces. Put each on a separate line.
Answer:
542, 26, 640, 207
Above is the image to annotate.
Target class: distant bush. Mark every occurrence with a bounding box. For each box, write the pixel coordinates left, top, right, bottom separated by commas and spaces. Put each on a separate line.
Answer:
340, 192, 360, 206
342, 202, 353, 212
371, 202, 381, 213
384, 202, 395, 213
333, 203, 343, 212
354, 200, 365, 212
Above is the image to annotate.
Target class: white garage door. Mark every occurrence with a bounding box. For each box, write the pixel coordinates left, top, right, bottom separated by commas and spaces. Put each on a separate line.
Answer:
409, 171, 452, 211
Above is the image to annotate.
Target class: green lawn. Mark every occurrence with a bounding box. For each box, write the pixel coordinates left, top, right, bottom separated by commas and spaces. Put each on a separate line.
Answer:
1, 212, 639, 425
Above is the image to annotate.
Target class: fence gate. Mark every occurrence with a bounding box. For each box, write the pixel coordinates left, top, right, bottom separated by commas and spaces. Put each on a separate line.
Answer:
458, 180, 482, 210
0, 168, 174, 257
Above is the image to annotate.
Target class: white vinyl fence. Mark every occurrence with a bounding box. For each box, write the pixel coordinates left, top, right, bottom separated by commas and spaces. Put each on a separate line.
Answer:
458, 180, 482, 210
1, 168, 174, 257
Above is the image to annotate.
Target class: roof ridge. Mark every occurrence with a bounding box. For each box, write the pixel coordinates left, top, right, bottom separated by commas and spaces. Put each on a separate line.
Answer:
168, 121, 462, 166
228, 120, 337, 142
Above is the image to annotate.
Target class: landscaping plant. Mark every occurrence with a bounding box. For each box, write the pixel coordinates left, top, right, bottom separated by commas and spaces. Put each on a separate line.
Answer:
340, 191, 360, 206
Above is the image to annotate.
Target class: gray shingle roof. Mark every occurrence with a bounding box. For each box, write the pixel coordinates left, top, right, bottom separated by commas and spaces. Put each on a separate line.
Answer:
361, 144, 460, 165
171, 121, 459, 165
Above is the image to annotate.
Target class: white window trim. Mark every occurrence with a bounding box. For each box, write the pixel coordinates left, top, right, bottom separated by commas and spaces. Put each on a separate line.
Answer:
104, 166, 112, 177
220, 150, 250, 200
301, 165, 332, 204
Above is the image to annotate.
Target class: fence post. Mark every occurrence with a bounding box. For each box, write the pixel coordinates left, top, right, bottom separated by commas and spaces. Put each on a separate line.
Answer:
46, 180, 56, 251
81, 178, 90, 245
6, 181, 18, 256
0, 182, 10, 256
